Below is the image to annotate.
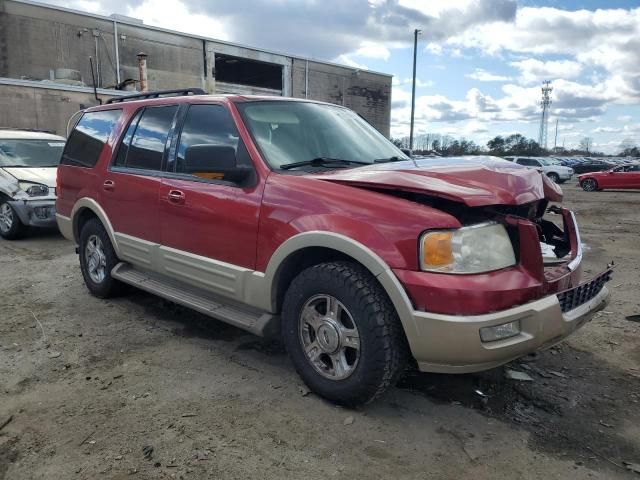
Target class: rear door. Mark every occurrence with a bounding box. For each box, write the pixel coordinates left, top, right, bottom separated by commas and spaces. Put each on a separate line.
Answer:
158, 103, 263, 300
100, 104, 179, 267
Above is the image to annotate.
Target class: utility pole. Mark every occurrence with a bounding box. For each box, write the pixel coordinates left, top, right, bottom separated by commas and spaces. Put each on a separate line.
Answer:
554, 118, 558, 151
409, 28, 421, 152
538, 80, 552, 149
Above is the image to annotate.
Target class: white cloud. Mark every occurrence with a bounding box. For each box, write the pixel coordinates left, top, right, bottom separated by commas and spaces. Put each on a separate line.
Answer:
425, 43, 443, 55
125, 0, 229, 40
447, 5, 640, 103
618, 115, 633, 122
466, 68, 512, 82
354, 42, 391, 61
333, 55, 369, 70
593, 126, 622, 133
510, 59, 583, 84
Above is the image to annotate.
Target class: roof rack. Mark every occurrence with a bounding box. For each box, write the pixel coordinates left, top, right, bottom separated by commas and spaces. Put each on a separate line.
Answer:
106, 88, 206, 104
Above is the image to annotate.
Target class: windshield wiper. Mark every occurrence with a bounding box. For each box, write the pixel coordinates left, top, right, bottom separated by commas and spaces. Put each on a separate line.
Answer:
373, 156, 406, 163
280, 157, 370, 170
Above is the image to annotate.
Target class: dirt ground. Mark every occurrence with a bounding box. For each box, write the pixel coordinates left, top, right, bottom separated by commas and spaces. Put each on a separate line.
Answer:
1, 183, 639, 480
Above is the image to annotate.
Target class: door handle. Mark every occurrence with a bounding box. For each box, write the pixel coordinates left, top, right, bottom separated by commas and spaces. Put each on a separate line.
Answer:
167, 190, 185, 204
103, 180, 115, 191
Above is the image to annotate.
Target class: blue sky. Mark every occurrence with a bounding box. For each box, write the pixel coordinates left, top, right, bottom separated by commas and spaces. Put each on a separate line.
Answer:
46, 0, 640, 153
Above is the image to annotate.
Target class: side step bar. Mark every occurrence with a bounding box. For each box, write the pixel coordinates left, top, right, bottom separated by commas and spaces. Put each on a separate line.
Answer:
111, 262, 277, 337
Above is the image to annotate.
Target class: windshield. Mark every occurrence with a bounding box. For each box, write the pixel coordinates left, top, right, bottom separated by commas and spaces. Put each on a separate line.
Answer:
236, 101, 409, 169
538, 158, 561, 166
0, 139, 65, 167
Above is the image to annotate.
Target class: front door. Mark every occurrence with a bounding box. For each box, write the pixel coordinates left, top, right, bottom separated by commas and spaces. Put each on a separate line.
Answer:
620, 165, 640, 189
100, 105, 179, 267
159, 103, 263, 300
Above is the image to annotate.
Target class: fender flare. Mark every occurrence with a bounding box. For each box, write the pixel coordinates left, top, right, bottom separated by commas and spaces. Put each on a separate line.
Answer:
70, 198, 120, 256
252, 231, 419, 349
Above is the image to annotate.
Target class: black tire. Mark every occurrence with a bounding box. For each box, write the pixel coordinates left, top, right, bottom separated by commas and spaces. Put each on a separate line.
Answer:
282, 261, 408, 406
547, 172, 560, 183
581, 178, 598, 192
0, 200, 27, 240
79, 218, 125, 298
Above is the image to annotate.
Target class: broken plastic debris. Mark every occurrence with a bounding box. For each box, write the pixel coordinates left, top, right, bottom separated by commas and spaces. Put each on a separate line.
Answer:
505, 369, 534, 382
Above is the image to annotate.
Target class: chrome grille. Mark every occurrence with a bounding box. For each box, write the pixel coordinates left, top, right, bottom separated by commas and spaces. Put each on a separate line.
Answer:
557, 269, 612, 313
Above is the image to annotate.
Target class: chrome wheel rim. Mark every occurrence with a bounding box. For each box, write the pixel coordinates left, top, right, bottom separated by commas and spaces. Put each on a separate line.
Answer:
548, 173, 559, 183
85, 234, 107, 283
583, 179, 596, 191
299, 294, 360, 380
0, 203, 13, 233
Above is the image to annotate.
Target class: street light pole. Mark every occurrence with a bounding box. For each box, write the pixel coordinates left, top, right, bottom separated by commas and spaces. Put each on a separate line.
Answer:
409, 28, 421, 152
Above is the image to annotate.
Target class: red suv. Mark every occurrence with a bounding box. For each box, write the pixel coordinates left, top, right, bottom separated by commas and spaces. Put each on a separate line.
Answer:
56, 89, 611, 406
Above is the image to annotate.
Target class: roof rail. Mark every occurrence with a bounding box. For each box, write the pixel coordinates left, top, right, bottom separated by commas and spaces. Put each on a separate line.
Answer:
106, 88, 206, 104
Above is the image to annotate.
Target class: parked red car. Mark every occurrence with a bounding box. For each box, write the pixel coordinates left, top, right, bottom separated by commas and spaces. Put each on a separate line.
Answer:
56, 89, 612, 405
579, 164, 640, 191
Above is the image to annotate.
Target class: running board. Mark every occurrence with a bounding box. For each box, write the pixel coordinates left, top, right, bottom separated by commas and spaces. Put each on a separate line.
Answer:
111, 262, 277, 337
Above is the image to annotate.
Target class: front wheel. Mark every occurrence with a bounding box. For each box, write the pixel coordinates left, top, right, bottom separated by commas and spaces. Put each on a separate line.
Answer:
547, 172, 560, 183
282, 262, 408, 406
581, 178, 598, 191
0, 201, 27, 240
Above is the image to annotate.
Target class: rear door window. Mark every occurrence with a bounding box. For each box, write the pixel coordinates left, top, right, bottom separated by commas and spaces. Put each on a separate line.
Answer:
116, 106, 178, 171
61, 109, 122, 167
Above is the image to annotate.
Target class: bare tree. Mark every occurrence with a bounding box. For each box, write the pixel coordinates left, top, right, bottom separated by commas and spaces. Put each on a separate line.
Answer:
579, 137, 593, 154
619, 138, 638, 156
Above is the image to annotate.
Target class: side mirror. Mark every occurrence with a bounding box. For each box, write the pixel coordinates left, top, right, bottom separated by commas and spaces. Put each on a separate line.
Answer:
184, 144, 252, 184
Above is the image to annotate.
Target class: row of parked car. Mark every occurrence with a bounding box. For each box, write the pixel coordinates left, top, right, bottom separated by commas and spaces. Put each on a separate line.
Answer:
503, 155, 640, 191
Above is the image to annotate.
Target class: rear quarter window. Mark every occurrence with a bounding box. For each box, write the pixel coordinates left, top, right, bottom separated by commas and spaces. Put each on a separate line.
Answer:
61, 109, 122, 168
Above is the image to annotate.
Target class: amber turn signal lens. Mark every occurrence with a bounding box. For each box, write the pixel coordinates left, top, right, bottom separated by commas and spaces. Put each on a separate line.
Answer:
421, 232, 453, 268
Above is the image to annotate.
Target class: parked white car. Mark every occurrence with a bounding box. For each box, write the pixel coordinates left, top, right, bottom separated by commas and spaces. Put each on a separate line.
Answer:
0, 130, 65, 239
511, 157, 573, 184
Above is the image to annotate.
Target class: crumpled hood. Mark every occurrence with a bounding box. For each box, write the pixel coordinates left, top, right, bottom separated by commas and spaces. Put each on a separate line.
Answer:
308, 156, 562, 207
2, 167, 57, 188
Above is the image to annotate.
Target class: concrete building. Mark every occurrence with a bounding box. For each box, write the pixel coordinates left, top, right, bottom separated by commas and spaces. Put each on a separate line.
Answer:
0, 0, 392, 137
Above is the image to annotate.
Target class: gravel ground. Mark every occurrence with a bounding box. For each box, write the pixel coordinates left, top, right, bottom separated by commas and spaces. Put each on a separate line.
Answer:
1, 183, 639, 479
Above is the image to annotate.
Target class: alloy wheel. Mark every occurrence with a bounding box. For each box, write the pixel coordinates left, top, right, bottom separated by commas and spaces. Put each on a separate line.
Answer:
85, 234, 107, 283
299, 294, 361, 380
582, 179, 597, 191
0, 203, 14, 233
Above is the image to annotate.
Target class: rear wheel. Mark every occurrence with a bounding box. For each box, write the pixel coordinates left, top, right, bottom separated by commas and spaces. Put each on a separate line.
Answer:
79, 218, 125, 298
282, 261, 408, 406
0, 201, 27, 240
581, 178, 598, 191
547, 172, 560, 183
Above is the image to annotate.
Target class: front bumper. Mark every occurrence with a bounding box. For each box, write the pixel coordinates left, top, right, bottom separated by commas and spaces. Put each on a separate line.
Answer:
408, 277, 610, 374
9, 198, 57, 228
559, 171, 573, 180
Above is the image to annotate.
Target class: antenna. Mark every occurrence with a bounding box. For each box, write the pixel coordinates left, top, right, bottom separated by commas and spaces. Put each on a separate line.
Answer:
538, 80, 552, 149
89, 56, 102, 105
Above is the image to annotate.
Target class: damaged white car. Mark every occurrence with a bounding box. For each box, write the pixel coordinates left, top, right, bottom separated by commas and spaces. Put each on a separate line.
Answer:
0, 130, 65, 239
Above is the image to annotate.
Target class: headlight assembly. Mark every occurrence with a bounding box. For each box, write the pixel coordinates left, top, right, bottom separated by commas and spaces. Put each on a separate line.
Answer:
420, 222, 516, 274
18, 182, 49, 197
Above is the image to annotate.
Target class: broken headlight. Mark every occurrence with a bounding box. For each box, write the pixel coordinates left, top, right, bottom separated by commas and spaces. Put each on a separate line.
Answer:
420, 222, 516, 274
18, 182, 49, 197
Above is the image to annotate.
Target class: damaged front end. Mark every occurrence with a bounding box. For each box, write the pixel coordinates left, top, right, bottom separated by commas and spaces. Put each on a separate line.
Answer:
0, 170, 57, 229
385, 183, 612, 316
